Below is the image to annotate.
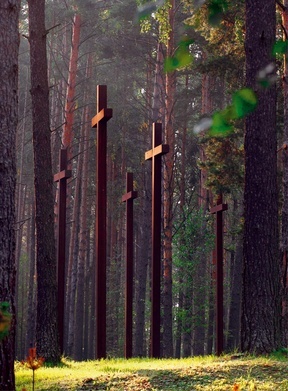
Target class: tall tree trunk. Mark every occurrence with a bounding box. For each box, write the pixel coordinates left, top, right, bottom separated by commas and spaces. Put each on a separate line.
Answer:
280, 0, 288, 347
25, 196, 37, 353
28, 0, 60, 362
62, 13, 81, 155
163, 0, 176, 358
199, 62, 215, 356
0, 2, 20, 389
134, 171, 151, 357
73, 55, 92, 360
226, 231, 242, 351
63, 14, 81, 356
241, 0, 281, 353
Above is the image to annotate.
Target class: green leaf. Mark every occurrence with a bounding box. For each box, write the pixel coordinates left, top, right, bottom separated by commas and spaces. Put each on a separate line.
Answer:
164, 48, 193, 72
273, 40, 288, 56
232, 88, 257, 118
209, 111, 233, 137
164, 56, 179, 72
176, 50, 193, 68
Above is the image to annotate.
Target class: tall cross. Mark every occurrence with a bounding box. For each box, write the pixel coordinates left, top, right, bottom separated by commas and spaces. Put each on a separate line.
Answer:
53, 148, 72, 354
145, 122, 169, 358
122, 172, 138, 358
91, 85, 113, 359
210, 193, 228, 356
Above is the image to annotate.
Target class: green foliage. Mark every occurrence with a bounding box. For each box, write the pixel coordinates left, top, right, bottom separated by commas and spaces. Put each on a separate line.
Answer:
273, 39, 288, 56
198, 134, 244, 195
232, 88, 257, 118
207, 0, 229, 26
173, 207, 214, 304
208, 88, 257, 137
164, 37, 194, 71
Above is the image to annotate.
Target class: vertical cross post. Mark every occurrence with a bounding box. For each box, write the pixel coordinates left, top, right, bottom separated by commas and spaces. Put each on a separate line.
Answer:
145, 123, 169, 358
210, 193, 228, 356
91, 85, 113, 359
53, 148, 72, 354
122, 172, 138, 358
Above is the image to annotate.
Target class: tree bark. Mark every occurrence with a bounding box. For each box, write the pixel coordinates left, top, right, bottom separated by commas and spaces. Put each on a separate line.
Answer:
28, 0, 60, 362
241, 0, 282, 353
280, 0, 288, 347
62, 13, 81, 156
0, 1, 21, 389
73, 55, 92, 360
163, 0, 176, 358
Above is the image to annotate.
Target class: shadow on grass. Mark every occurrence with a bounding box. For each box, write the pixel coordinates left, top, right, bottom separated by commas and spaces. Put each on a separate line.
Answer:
71, 361, 288, 391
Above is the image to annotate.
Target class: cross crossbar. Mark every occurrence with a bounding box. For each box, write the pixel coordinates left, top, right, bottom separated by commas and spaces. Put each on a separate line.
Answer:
91, 108, 113, 128
145, 144, 169, 161
122, 190, 138, 203
210, 203, 228, 214
54, 169, 72, 182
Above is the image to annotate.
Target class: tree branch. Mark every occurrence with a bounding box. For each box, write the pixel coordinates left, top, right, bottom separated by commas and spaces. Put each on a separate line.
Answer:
276, 0, 286, 12
45, 23, 61, 36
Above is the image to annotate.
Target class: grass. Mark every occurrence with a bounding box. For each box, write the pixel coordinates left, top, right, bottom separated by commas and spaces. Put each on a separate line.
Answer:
15, 353, 288, 391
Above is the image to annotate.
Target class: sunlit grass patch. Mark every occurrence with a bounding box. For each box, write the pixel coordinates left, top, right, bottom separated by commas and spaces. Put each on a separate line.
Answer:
16, 354, 288, 391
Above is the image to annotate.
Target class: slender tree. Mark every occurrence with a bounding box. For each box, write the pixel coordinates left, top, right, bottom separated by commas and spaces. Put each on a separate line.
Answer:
241, 0, 282, 353
0, 1, 21, 389
27, 0, 60, 362
163, 0, 177, 358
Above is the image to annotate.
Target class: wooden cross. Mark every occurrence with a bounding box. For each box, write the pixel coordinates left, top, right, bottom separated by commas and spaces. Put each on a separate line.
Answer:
122, 172, 138, 358
145, 122, 169, 358
210, 193, 228, 356
53, 148, 72, 354
91, 85, 113, 359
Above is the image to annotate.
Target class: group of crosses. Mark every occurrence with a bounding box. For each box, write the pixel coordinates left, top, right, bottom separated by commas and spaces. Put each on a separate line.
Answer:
54, 85, 227, 359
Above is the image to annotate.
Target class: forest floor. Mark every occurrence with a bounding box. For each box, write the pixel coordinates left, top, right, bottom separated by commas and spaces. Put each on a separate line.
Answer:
15, 352, 288, 391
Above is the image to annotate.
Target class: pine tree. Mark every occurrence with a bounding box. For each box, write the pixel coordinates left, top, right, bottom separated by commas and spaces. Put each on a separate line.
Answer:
27, 0, 60, 362
241, 0, 282, 353
0, 1, 21, 389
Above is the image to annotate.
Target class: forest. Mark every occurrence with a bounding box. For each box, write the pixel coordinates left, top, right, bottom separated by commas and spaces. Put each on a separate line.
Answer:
1, 0, 288, 389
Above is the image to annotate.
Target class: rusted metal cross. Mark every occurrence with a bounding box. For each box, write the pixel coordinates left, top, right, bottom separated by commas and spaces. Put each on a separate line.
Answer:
122, 172, 138, 358
210, 193, 228, 356
145, 122, 169, 358
91, 85, 113, 359
53, 148, 72, 354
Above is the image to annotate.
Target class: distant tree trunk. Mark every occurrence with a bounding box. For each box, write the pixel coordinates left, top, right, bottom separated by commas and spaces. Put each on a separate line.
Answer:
0, 2, 20, 389
182, 283, 193, 357
134, 44, 158, 357
199, 57, 215, 356
174, 76, 189, 358
65, 146, 82, 356
226, 234, 242, 351
63, 14, 81, 356
134, 171, 151, 357
25, 197, 37, 353
62, 13, 81, 155
152, 42, 165, 123
241, 0, 281, 353
73, 55, 92, 360
163, 0, 176, 358
28, 0, 60, 362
